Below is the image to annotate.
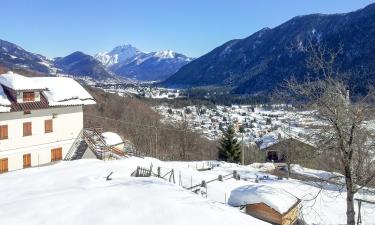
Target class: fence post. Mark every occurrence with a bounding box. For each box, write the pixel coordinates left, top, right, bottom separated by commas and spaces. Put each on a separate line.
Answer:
218, 175, 223, 182
149, 164, 153, 176
170, 169, 175, 184
136, 166, 140, 177
201, 180, 207, 188
157, 167, 161, 178
233, 170, 237, 179
179, 171, 182, 186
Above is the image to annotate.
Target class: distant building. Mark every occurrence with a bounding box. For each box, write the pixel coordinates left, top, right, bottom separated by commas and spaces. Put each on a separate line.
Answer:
262, 138, 315, 163
0, 72, 95, 173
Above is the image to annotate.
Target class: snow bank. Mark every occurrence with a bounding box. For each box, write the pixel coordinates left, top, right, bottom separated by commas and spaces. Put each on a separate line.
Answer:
249, 163, 276, 172
291, 164, 343, 181
0, 159, 268, 225
0, 72, 47, 90
101, 132, 123, 146
33, 77, 96, 106
228, 185, 298, 214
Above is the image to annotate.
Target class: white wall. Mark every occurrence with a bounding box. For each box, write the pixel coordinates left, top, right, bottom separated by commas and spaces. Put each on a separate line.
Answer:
0, 106, 83, 171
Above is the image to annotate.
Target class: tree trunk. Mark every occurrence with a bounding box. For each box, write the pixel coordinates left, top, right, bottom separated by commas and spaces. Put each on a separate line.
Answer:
346, 189, 355, 225
345, 167, 356, 225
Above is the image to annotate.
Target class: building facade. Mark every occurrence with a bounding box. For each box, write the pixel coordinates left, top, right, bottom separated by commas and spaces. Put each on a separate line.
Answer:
0, 72, 95, 172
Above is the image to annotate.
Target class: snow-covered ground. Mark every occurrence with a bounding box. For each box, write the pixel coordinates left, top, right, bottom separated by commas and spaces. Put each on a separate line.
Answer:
0, 158, 374, 225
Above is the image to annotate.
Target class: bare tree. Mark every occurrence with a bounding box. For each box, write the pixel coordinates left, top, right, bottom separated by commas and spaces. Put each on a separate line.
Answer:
285, 42, 375, 225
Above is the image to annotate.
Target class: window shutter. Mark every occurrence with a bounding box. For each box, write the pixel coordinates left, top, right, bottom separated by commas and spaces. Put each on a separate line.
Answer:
23, 122, 32, 136
45, 120, 53, 133
0, 125, 8, 140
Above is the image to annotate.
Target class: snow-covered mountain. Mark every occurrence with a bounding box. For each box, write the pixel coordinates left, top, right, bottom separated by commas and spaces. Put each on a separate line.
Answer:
0, 39, 192, 82
95, 44, 141, 67
0, 39, 57, 74
54, 51, 118, 81
95, 45, 193, 81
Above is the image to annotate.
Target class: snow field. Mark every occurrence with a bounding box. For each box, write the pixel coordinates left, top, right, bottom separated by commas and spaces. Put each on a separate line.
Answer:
0, 157, 374, 225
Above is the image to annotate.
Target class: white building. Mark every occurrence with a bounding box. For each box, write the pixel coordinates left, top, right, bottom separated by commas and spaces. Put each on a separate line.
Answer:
0, 72, 95, 173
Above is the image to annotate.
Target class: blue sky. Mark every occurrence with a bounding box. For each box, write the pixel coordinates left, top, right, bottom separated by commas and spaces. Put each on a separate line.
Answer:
1, 0, 374, 58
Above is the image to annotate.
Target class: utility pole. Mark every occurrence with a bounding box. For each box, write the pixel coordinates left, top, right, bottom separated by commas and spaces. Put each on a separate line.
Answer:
241, 133, 245, 165
155, 127, 158, 159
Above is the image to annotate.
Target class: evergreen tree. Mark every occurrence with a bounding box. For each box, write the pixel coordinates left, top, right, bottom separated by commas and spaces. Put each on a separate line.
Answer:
218, 125, 241, 163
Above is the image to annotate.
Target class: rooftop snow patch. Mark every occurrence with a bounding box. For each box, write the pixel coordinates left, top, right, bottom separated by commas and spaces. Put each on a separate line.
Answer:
32, 77, 96, 106
0, 85, 11, 106
0, 72, 48, 90
102, 132, 123, 146
0, 85, 11, 112
228, 184, 298, 214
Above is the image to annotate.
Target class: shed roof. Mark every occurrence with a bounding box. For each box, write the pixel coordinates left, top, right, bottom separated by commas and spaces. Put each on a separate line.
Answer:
228, 185, 298, 214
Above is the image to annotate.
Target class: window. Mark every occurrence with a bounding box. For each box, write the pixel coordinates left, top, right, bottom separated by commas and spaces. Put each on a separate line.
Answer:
45, 119, 53, 133
0, 158, 8, 173
23, 92, 35, 102
51, 148, 62, 162
23, 122, 32, 136
0, 125, 8, 140
23, 154, 31, 168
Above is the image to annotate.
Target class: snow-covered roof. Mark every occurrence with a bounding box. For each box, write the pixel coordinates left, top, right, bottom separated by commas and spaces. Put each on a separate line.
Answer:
101, 132, 123, 146
32, 77, 95, 106
258, 133, 280, 150
0, 72, 48, 90
0, 85, 12, 112
0, 72, 95, 112
0, 85, 11, 106
228, 185, 298, 214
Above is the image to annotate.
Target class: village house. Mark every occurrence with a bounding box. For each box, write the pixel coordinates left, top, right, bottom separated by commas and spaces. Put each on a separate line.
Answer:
0, 72, 95, 173
262, 138, 315, 163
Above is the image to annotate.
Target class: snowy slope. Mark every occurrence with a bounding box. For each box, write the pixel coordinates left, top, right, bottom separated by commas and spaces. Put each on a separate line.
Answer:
1, 158, 374, 225
0, 158, 267, 225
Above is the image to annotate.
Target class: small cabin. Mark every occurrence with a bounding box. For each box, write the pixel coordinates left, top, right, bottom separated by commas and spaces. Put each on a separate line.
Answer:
228, 185, 300, 225
262, 138, 315, 163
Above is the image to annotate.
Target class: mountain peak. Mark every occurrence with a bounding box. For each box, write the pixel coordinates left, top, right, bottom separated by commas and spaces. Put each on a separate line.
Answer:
109, 44, 140, 55
95, 44, 141, 67
153, 50, 175, 59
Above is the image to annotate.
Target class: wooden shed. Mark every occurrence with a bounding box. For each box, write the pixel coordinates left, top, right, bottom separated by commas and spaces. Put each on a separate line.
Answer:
262, 138, 315, 163
228, 185, 300, 225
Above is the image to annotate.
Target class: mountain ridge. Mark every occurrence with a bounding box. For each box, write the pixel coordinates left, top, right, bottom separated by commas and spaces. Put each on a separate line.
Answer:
163, 3, 375, 96
95, 45, 193, 81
